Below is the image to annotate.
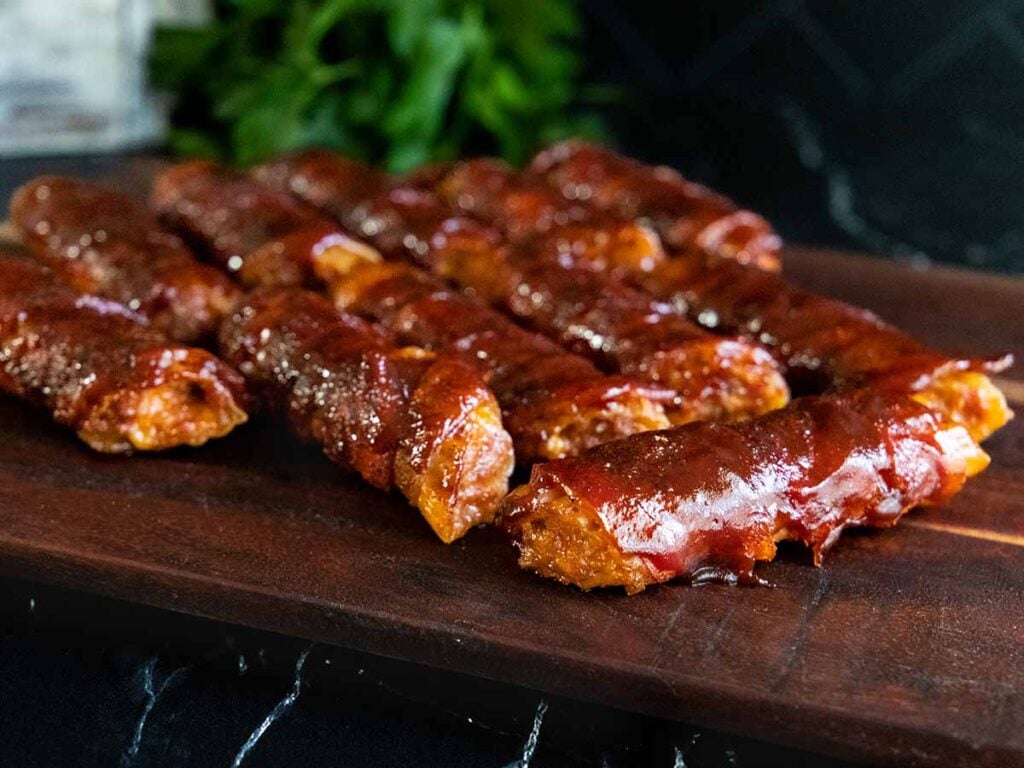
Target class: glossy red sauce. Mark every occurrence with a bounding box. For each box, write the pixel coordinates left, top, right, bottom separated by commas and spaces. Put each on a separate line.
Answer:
502, 391, 980, 587
530, 140, 782, 272
218, 287, 513, 540
0, 257, 246, 449
639, 255, 1011, 393
151, 161, 352, 288
10, 176, 239, 342
219, 289, 494, 487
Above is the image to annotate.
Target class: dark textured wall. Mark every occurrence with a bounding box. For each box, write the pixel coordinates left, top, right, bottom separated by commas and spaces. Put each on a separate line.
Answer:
585, 0, 1024, 273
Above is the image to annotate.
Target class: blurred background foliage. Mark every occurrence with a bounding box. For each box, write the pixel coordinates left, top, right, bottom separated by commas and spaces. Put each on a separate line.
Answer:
150, 0, 605, 171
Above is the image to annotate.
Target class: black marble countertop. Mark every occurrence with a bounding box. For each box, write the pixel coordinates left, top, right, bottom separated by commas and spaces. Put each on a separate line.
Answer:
1, 576, 866, 768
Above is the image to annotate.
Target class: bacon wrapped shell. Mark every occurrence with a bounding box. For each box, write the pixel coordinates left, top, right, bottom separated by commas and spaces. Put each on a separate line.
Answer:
634, 255, 1013, 442
500, 390, 988, 593
151, 161, 380, 289
0, 257, 247, 453
256, 151, 787, 427
219, 288, 513, 542
10, 176, 239, 342
530, 140, 782, 272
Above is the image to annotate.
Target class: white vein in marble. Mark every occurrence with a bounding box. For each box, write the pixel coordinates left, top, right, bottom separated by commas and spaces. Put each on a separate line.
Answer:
121, 657, 188, 767
777, 102, 930, 266
230, 646, 312, 768
503, 699, 548, 768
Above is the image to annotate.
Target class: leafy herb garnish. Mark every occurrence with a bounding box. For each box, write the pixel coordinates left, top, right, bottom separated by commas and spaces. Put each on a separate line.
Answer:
150, 0, 604, 170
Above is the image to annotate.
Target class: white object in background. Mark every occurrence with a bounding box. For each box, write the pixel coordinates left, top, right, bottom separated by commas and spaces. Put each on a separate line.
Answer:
0, 0, 209, 156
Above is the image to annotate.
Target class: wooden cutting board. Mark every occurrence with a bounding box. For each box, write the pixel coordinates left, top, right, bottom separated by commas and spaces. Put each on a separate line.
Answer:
1, 195, 1022, 765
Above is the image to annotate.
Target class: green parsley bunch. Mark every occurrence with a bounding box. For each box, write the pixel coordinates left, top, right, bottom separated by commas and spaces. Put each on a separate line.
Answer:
150, 0, 604, 170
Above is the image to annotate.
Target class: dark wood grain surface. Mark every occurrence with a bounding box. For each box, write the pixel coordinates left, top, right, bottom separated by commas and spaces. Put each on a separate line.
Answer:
1, 218, 1022, 766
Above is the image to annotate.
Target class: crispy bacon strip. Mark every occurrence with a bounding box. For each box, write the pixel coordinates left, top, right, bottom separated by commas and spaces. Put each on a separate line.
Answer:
0, 257, 247, 453
257, 152, 521, 280
409, 158, 788, 423
327, 261, 671, 461
255, 150, 389, 228
255, 151, 467, 267
151, 161, 380, 289
414, 157, 668, 272
625, 255, 1012, 442
500, 390, 989, 593
530, 140, 783, 272
10, 176, 239, 342
219, 289, 513, 542
415, 157, 588, 238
